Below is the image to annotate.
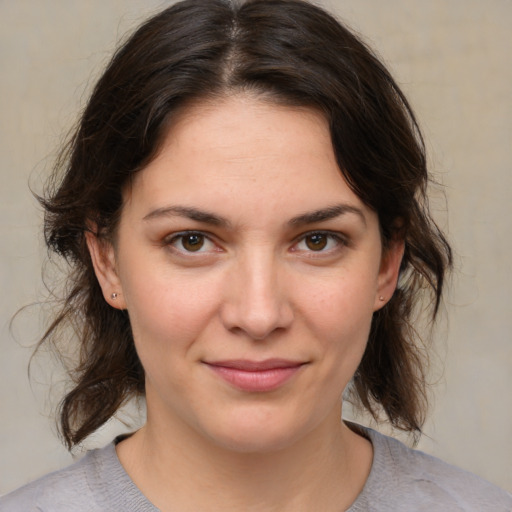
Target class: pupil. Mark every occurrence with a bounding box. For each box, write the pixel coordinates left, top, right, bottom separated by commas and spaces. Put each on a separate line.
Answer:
306, 234, 327, 251
183, 234, 204, 252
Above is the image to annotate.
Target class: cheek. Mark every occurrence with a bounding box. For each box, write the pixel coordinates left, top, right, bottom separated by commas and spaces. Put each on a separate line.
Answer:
296, 270, 377, 334
119, 264, 222, 359
294, 273, 376, 385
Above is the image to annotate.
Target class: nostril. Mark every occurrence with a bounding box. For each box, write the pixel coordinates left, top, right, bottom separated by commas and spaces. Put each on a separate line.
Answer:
220, 299, 294, 341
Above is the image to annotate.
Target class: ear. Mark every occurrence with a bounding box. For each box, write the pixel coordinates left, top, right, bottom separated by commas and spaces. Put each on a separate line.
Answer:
85, 230, 127, 310
374, 238, 404, 311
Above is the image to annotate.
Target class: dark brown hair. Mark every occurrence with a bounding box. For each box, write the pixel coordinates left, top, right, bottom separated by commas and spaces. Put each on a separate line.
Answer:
40, 0, 452, 448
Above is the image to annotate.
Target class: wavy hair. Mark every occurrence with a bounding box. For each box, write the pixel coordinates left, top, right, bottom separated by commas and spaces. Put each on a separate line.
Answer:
39, 0, 452, 448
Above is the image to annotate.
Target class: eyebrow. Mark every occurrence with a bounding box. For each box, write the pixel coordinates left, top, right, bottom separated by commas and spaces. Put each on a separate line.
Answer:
143, 205, 231, 227
143, 203, 366, 228
288, 204, 366, 227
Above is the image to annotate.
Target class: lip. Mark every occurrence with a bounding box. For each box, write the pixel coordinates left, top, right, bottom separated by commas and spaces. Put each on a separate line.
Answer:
204, 359, 306, 392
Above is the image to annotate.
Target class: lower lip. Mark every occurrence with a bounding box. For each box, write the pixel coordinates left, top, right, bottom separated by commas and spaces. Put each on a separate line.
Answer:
206, 364, 303, 392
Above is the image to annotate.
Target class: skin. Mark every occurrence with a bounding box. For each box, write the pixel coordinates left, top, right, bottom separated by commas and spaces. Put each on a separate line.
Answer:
87, 94, 403, 511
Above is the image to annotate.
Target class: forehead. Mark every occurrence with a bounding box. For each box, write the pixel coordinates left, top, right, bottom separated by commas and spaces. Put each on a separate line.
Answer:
160, 95, 332, 167
123, 95, 373, 225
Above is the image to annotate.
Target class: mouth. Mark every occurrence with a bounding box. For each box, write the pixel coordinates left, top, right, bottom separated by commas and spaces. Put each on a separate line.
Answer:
203, 359, 307, 392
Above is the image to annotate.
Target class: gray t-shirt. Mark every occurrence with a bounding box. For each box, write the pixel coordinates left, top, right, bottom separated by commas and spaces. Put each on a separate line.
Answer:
1, 427, 511, 511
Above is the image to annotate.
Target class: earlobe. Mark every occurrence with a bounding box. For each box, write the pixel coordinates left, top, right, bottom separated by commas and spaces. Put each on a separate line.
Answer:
85, 230, 126, 310
374, 239, 404, 311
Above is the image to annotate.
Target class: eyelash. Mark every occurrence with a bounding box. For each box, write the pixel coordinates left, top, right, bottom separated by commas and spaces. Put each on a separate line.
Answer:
164, 231, 218, 254
163, 230, 347, 256
291, 231, 347, 256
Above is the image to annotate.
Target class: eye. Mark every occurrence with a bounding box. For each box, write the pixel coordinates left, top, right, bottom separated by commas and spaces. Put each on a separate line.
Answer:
293, 232, 345, 253
166, 232, 217, 253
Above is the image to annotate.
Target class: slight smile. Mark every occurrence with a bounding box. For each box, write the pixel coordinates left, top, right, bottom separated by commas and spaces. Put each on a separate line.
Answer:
203, 359, 308, 393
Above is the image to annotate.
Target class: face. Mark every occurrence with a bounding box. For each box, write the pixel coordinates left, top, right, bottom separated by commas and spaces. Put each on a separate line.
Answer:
89, 95, 402, 453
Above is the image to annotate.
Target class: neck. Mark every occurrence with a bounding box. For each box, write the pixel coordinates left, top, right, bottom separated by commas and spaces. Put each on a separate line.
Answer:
116, 406, 372, 512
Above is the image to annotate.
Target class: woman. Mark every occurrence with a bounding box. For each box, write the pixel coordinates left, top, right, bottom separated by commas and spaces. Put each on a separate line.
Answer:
2, 0, 510, 510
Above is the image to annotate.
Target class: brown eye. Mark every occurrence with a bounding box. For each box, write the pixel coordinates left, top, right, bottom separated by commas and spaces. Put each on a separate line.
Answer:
181, 234, 205, 252
305, 233, 328, 251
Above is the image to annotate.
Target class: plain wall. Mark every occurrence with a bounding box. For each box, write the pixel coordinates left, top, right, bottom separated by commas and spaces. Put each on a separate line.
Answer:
1, 0, 511, 495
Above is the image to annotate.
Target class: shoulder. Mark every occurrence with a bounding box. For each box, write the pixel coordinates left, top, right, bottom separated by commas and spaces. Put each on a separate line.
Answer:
0, 445, 111, 512
0, 443, 155, 512
351, 426, 512, 512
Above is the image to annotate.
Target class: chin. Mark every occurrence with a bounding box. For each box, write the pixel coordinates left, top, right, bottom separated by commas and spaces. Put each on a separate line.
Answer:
200, 407, 312, 455
211, 427, 300, 455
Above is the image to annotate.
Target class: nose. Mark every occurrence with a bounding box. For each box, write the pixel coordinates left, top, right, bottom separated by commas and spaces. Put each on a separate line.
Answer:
219, 251, 294, 340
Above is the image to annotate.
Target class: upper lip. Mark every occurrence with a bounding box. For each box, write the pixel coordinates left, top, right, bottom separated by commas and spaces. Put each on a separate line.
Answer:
204, 359, 306, 371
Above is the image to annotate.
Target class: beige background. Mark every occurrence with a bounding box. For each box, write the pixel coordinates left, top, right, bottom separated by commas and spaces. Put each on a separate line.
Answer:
1, 0, 511, 496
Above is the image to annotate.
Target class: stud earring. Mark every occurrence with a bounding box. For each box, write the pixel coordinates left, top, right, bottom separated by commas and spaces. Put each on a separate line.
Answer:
111, 292, 119, 300
379, 296, 385, 302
